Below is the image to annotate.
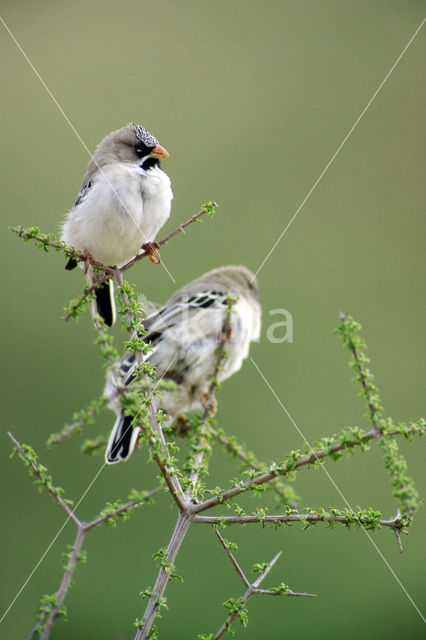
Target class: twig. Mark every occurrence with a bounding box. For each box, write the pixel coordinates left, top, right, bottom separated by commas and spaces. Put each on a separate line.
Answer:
62, 272, 114, 321
37, 527, 86, 640
115, 271, 186, 510
47, 397, 107, 448
133, 294, 233, 639
30, 486, 160, 640
192, 422, 425, 514
194, 510, 406, 532
83, 487, 163, 532
336, 314, 420, 516
134, 511, 193, 639
215, 529, 250, 588
185, 297, 235, 498
213, 541, 315, 640
26, 486, 161, 640
338, 312, 383, 436
149, 403, 187, 510
11, 427, 162, 640
120, 202, 218, 272
11, 201, 217, 275
10, 226, 107, 268
8, 433, 81, 528
208, 425, 297, 505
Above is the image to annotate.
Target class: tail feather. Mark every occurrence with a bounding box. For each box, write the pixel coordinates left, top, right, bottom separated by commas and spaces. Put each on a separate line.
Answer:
95, 280, 116, 327
105, 414, 140, 464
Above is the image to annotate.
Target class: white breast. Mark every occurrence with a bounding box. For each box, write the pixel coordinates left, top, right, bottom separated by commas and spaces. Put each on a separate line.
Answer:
61, 163, 173, 266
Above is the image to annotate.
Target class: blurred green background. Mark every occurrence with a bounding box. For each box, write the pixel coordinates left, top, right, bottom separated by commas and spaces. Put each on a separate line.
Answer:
1, 1, 425, 638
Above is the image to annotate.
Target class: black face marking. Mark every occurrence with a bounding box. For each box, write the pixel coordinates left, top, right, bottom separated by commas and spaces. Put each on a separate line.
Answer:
141, 157, 160, 171
133, 125, 160, 160
135, 142, 152, 159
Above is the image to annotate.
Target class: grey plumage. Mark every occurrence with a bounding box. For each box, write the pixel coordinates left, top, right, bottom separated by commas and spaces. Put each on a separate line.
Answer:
105, 265, 261, 463
61, 123, 173, 326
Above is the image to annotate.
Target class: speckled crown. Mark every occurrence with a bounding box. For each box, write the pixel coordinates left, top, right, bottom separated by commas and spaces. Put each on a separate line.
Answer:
131, 123, 159, 148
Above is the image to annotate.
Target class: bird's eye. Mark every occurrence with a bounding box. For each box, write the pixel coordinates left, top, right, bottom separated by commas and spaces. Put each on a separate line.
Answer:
135, 146, 144, 158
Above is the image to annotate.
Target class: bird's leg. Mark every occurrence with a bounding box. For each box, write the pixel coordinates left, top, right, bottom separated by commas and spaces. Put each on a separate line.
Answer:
221, 324, 233, 342
80, 250, 97, 275
141, 241, 161, 264
175, 414, 192, 438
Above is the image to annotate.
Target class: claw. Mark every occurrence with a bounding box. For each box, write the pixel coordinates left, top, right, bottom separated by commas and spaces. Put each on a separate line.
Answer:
80, 250, 96, 275
175, 415, 192, 438
141, 242, 161, 264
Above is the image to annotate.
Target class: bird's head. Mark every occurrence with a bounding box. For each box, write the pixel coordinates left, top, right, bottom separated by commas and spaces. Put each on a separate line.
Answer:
89, 123, 169, 172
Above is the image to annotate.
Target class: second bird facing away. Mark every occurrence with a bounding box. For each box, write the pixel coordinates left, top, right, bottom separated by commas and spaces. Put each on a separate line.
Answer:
61, 123, 173, 326
105, 265, 261, 464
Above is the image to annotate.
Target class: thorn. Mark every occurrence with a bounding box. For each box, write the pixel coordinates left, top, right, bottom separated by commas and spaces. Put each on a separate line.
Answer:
393, 526, 403, 553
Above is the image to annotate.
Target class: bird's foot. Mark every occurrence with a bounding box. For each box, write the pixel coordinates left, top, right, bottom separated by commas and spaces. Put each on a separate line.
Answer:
141, 242, 161, 264
80, 250, 96, 275
175, 415, 192, 438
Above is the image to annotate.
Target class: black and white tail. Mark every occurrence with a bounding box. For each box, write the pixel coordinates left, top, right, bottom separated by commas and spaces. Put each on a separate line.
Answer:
105, 414, 140, 464
94, 279, 116, 327
87, 266, 116, 327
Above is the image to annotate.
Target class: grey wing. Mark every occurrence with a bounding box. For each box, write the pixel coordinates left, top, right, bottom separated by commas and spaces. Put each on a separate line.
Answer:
73, 179, 93, 207
144, 289, 228, 334
116, 290, 229, 386
63, 178, 95, 271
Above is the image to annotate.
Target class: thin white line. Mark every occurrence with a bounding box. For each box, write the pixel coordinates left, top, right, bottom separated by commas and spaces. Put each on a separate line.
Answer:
0, 463, 104, 625
0, 15, 176, 285
0, 360, 175, 624
252, 16, 426, 281
249, 356, 425, 623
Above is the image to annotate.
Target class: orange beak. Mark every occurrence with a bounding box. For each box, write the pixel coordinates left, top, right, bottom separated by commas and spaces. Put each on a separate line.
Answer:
151, 143, 169, 159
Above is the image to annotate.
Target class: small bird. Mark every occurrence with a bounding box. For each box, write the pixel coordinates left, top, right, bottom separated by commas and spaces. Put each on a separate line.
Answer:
61, 123, 173, 326
104, 265, 261, 463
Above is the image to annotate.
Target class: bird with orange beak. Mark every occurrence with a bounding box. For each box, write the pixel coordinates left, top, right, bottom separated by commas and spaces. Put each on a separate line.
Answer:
61, 123, 173, 326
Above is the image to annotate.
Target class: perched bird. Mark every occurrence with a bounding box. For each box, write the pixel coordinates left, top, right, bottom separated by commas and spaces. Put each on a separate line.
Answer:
61, 123, 173, 326
105, 265, 261, 463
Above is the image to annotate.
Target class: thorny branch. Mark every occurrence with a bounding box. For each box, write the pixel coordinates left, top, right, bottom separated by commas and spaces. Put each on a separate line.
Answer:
115, 269, 186, 511
185, 297, 235, 497
10, 201, 423, 640
11, 202, 217, 274
12, 202, 218, 322
121, 202, 218, 271
191, 422, 424, 514
336, 314, 420, 517
9, 432, 161, 640
62, 273, 114, 321
9, 433, 80, 528
46, 398, 107, 449
194, 510, 407, 534
338, 312, 384, 436
213, 530, 315, 639
208, 425, 297, 505
215, 529, 250, 588
134, 298, 236, 639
